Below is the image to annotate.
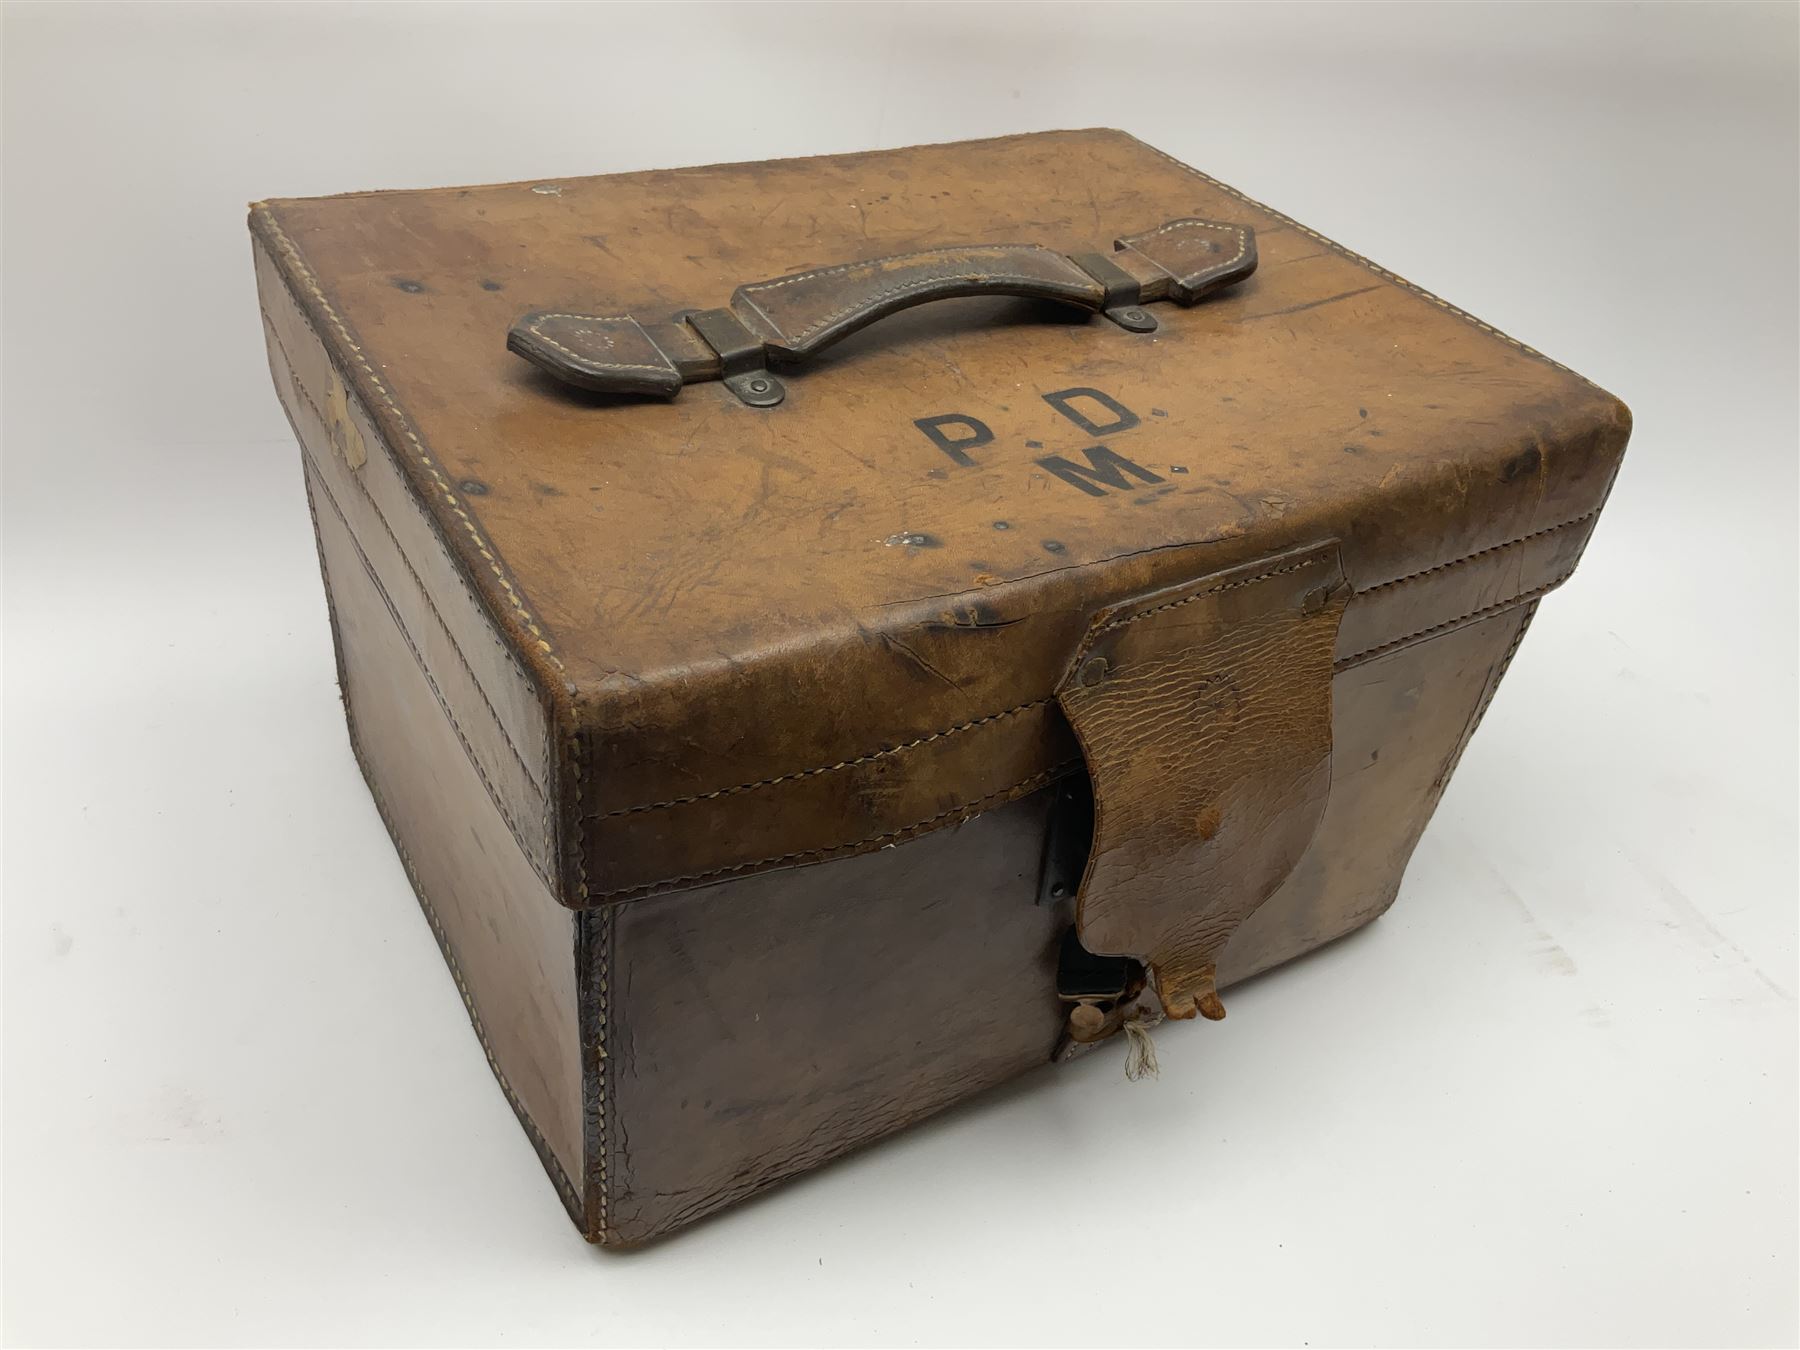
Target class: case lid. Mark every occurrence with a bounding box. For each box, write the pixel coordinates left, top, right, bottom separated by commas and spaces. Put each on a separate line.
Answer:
251, 130, 1628, 921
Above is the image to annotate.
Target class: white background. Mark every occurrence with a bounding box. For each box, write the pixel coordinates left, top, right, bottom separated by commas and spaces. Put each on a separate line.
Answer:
4, 3, 1795, 1346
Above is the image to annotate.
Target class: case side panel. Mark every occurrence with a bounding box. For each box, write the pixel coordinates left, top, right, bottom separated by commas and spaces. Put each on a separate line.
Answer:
300, 456, 588, 1227
602, 605, 1531, 1244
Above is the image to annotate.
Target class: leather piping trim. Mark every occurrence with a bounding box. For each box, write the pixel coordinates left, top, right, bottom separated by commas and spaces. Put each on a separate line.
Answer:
588, 762, 1080, 903
575, 903, 615, 1244
582, 519, 1589, 825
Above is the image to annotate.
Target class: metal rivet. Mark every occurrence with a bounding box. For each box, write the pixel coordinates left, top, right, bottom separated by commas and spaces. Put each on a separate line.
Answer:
530, 184, 563, 195
1050, 883, 1068, 899
1123, 308, 1147, 322
992, 520, 1010, 530
1079, 656, 1110, 687
747, 377, 771, 393
458, 479, 489, 496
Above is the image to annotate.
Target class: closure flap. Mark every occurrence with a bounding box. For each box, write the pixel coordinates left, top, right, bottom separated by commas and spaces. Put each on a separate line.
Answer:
1055, 541, 1349, 1021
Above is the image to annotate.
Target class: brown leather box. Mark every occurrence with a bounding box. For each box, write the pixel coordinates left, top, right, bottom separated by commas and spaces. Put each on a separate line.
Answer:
250, 129, 1629, 1245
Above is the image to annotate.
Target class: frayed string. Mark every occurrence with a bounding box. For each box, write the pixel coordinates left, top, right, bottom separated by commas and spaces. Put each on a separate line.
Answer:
1122, 1016, 1159, 1081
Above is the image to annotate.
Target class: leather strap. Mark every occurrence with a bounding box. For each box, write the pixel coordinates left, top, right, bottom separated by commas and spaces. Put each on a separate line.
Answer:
507, 218, 1256, 400
1055, 541, 1349, 1021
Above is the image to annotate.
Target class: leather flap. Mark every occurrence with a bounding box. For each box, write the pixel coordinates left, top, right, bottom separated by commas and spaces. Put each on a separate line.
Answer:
1055, 541, 1349, 1020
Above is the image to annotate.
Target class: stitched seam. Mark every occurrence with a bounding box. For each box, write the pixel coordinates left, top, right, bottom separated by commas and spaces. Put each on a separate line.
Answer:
581, 525, 1590, 823
523, 314, 674, 376
256, 227, 585, 923
778, 268, 1092, 345
1094, 556, 1320, 637
738, 243, 1043, 296
308, 460, 560, 893
1124, 134, 1596, 388
595, 903, 613, 1242
254, 208, 569, 671
589, 762, 1078, 903
1121, 219, 1249, 270
266, 311, 552, 804
1333, 571, 1574, 669
1430, 601, 1540, 797
594, 698, 1052, 819
263, 307, 535, 688
342, 706, 584, 1222
1358, 511, 1595, 596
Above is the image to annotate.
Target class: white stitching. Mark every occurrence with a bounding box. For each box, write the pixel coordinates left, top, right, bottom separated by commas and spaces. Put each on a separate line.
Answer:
1120, 218, 1249, 273
1093, 556, 1322, 637
738, 243, 1042, 296
775, 266, 1097, 346
253, 208, 572, 674
522, 314, 676, 376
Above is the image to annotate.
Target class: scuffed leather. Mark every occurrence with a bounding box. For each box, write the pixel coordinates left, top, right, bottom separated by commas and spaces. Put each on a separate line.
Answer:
506, 226, 1257, 397
735, 242, 1106, 357
249, 129, 1630, 917
1114, 218, 1257, 303
1056, 542, 1349, 1020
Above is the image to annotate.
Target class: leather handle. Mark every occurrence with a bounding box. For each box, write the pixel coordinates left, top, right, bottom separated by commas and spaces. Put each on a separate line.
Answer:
507, 218, 1256, 404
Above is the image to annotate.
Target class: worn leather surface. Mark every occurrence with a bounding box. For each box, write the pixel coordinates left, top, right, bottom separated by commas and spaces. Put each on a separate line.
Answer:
258, 250, 561, 888
303, 456, 586, 1219
253, 130, 1629, 1247
1056, 542, 1349, 1020
602, 605, 1532, 1245
250, 129, 1629, 913
508, 219, 1259, 396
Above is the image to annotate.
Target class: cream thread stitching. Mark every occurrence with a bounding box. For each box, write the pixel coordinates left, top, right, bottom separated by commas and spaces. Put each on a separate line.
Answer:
592, 698, 1052, 819
309, 460, 560, 892
1447, 600, 1538, 775
594, 902, 613, 1242
267, 303, 561, 858
589, 762, 1078, 903
582, 523, 1589, 825
259, 308, 536, 689
258, 214, 586, 981
342, 708, 584, 1220
254, 209, 569, 672
523, 314, 676, 376
588, 576, 1572, 900
776, 266, 1096, 346
1120, 219, 1249, 272
1095, 556, 1322, 637
265, 312, 553, 804
737, 243, 1042, 296
1357, 511, 1596, 597
1123, 134, 1596, 387
1333, 572, 1574, 669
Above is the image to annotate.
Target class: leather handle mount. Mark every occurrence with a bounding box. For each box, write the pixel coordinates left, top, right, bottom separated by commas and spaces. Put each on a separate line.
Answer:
507, 218, 1257, 406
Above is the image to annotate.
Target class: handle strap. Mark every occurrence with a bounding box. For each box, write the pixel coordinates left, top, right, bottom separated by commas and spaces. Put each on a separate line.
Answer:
507, 218, 1256, 405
